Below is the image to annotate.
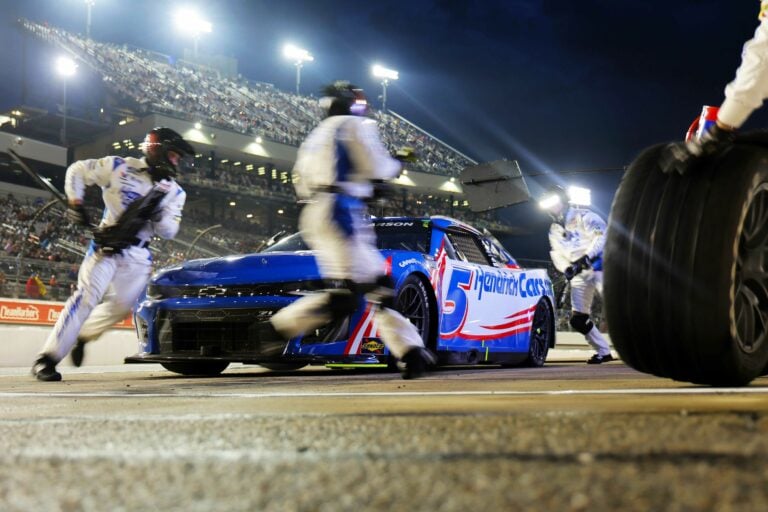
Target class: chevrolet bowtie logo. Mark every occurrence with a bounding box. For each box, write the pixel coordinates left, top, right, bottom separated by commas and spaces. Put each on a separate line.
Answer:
197, 286, 227, 298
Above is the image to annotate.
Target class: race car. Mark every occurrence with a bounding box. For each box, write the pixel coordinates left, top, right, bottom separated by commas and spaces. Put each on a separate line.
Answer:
126, 216, 556, 375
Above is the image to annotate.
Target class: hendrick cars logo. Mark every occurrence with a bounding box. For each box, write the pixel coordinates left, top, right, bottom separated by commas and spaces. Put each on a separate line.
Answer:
48, 309, 61, 322
473, 270, 552, 300
0, 304, 40, 321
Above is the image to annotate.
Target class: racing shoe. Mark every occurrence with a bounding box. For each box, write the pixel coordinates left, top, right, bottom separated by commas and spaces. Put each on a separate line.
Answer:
398, 347, 436, 380
32, 355, 62, 382
71, 338, 86, 367
587, 353, 614, 365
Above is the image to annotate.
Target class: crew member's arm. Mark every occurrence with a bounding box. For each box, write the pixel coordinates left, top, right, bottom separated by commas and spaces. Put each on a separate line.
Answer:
718, 13, 768, 130
152, 181, 186, 239
63, 156, 118, 225
583, 211, 607, 260
345, 119, 402, 181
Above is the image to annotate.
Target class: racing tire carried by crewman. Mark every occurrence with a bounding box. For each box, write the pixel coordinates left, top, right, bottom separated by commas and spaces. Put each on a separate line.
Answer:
604, 136, 768, 386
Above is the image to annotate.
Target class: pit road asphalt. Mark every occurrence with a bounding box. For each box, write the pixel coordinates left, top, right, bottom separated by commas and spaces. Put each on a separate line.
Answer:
1, 361, 767, 511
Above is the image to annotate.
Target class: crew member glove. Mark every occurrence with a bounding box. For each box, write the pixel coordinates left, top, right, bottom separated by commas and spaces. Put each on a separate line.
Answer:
564, 255, 592, 281
661, 124, 736, 175
66, 203, 90, 227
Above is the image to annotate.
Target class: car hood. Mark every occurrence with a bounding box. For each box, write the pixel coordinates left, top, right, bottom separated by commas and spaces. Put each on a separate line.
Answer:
152, 251, 321, 286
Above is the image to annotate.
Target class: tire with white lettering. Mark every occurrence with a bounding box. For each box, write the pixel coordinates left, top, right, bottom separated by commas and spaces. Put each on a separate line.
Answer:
160, 361, 230, 376
604, 139, 768, 386
523, 297, 555, 367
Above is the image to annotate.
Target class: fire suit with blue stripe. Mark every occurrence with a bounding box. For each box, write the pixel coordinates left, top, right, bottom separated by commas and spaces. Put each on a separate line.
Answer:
39, 156, 186, 363
549, 206, 611, 356
270, 115, 425, 359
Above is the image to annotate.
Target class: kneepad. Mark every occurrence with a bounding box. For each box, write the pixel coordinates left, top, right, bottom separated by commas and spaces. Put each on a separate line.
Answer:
569, 312, 594, 335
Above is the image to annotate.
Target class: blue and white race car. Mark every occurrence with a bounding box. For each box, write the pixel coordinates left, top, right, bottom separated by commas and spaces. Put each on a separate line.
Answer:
126, 216, 556, 375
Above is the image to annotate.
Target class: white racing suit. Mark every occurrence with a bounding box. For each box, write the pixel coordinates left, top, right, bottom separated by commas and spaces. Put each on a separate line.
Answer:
719, 8, 768, 128
270, 115, 425, 359
39, 156, 186, 363
549, 206, 611, 357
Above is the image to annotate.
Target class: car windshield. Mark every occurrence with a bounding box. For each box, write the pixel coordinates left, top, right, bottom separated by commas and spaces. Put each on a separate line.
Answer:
261, 220, 432, 254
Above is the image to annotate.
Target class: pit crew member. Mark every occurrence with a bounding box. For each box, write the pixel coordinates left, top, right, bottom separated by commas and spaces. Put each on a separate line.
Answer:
540, 186, 613, 364
270, 81, 435, 379
32, 128, 194, 381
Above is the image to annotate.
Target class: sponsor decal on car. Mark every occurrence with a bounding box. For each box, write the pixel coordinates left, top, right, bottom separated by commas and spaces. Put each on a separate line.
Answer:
362, 339, 385, 354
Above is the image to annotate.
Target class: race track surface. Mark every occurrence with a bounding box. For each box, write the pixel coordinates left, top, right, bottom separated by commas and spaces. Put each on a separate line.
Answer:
1, 361, 767, 511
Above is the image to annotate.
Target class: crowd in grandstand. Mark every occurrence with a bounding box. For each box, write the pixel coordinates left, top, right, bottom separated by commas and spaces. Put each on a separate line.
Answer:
1, 20, 517, 300
21, 19, 474, 177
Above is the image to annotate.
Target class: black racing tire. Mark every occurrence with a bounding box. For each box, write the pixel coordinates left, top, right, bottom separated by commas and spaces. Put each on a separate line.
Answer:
160, 361, 230, 376
604, 141, 768, 386
395, 275, 436, 351
259, 363, 307, 371
523, 298, 555, 367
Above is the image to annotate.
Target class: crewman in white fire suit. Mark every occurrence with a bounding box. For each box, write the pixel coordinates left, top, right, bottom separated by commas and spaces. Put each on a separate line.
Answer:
32, 128, 195, 381
540, 186, 613, 364
713, 2, 768, 132
270, 81, 435, 379
669, 2, 768, 160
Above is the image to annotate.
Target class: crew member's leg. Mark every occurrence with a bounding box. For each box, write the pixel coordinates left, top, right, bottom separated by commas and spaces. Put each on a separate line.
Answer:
34, 251, 117, 380
73, 248, 152, 366
569, 272, 612, 364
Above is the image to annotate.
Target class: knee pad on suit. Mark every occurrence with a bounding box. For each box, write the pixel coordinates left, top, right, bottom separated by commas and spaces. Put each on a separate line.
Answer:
569, 312, 594, 335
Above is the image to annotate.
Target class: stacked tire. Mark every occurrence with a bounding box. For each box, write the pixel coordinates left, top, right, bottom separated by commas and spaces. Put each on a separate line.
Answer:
604, 137, 768, 386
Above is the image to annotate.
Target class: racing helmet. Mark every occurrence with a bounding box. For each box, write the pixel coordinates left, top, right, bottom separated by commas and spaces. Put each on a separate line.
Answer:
319, 81, 369, 117
141, 127, 196, 181
538, 185, 569, 222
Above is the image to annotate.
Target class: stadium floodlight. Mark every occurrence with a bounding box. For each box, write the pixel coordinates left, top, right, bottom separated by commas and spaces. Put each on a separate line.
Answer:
55, 56, 77, 146
174, 8, 212, 58
372, 64, 398, 111
567, 186, 592, 206
283, 44, 313, 95
85, 0, 95, 40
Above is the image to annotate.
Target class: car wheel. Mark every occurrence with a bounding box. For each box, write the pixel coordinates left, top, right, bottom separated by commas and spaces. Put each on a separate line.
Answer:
259, 363, 306, 371
523, 298, 555, 367
160, 361, 230, 376
604, 141, 768, 386
395, 275, 435, 349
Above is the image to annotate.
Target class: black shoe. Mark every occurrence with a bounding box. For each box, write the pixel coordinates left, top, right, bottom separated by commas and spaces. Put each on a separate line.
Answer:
32, 355, 62, 382
71, 338, 86, 367
398, 347, 436, 380
587, 353, 614, 365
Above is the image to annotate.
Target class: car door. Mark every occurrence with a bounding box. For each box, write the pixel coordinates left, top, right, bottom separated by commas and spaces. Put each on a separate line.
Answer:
436, 228, 544, 351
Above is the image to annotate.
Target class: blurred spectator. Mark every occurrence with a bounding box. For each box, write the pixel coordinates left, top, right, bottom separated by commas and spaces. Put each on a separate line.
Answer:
25, 273, 46, 299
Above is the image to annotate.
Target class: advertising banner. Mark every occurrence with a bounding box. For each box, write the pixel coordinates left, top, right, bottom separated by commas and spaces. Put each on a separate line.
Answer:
0, 299, 134, 329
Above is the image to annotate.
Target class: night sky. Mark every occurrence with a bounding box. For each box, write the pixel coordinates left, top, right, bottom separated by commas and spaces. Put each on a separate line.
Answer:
0, 1, 766, 252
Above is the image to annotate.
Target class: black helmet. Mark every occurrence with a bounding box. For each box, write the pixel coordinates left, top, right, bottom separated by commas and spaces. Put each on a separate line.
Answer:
141, 127, 195, 181
319, 81, 368, 117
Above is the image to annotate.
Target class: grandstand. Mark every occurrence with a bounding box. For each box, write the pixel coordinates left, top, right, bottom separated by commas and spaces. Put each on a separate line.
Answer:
0, 18, 527, 300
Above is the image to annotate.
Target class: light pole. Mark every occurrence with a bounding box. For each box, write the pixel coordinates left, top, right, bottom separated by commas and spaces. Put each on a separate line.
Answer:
283, 44, 313, 95
173, 9, 212, 59
372, 64, 398, 112
56, 56, 77, 146
85, 0, 95, 40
